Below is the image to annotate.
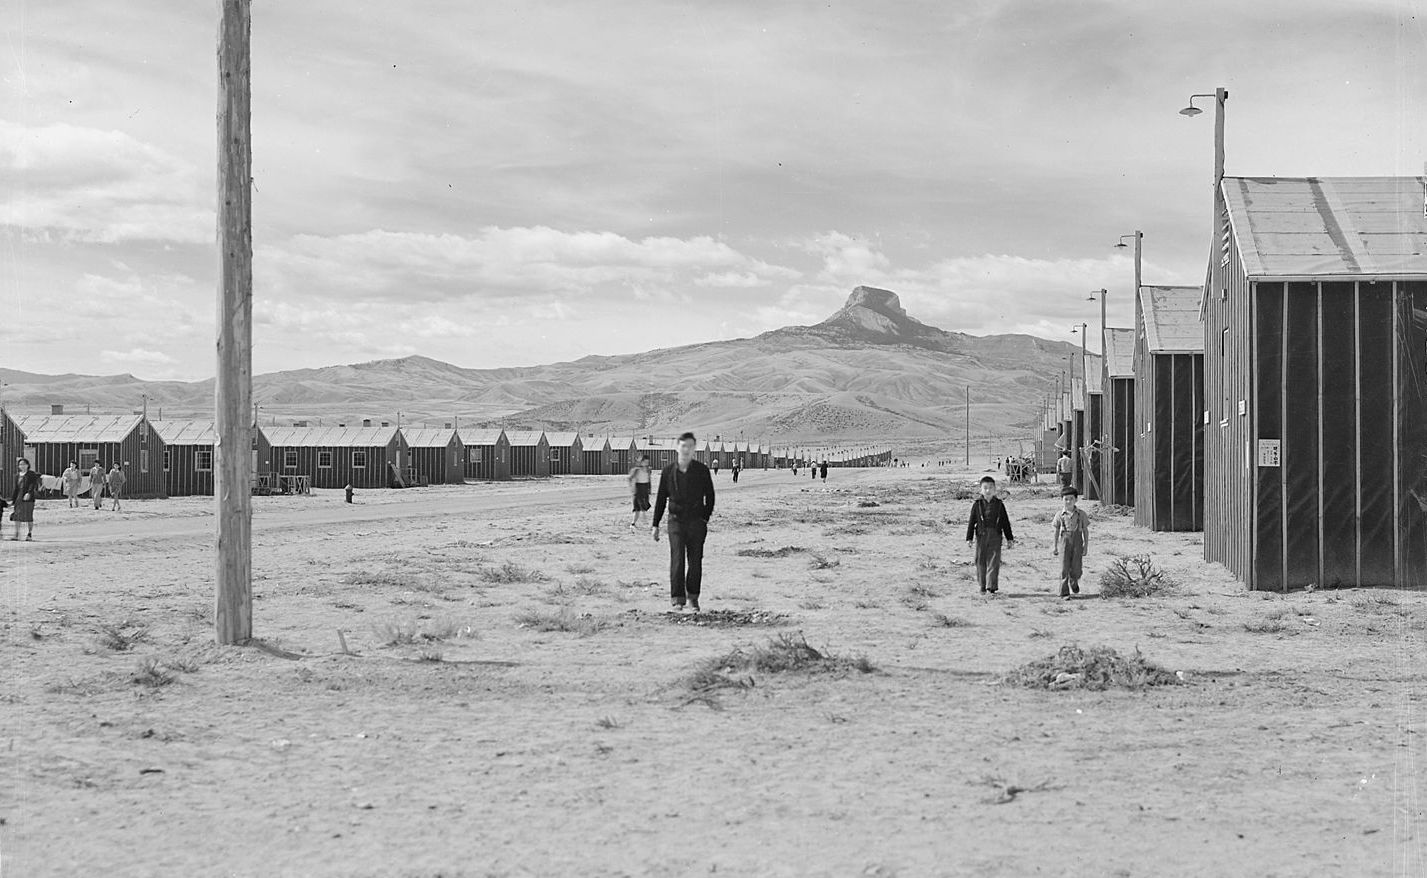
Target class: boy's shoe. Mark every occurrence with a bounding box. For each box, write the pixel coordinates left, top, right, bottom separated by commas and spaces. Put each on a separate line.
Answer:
1070, 582, 1080, 594
689, 598, 701, 612
670, 600, 685, 611
979, 587, 987, 594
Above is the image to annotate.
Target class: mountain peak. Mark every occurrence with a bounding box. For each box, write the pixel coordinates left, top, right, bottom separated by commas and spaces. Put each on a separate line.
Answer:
843, 286, 907, 317
814, 286, 944, 345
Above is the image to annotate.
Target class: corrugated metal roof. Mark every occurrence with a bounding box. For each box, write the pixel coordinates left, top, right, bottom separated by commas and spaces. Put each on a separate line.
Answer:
1104, 328, 1136, 378
579, 436, 610, 451
1084, 354, 1104, 394
544, 432, 581, 447
264, 425, 399, 447
1139, 285, 1205, 354
461, 429, 506, 446
402, 427, 457, 448
1223, 176, 1427, 278
504, 430, 547, 447
151, 420, 217, 445
14, 414, 142, 443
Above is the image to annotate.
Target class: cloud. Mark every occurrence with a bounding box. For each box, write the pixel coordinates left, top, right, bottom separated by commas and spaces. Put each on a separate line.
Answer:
802, 232, 892, 284
101, 348, 176, 367
0, 121, 211, 243
259, 226, 799, 304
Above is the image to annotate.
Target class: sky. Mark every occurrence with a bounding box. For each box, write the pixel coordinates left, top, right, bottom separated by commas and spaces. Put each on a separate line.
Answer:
1, 0, 1424, 380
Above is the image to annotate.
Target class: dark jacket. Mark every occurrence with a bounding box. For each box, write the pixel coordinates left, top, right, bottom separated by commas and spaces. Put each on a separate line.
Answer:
966, 496, 1014, 542
652, 459, 715, 527
11, 470, 41, 505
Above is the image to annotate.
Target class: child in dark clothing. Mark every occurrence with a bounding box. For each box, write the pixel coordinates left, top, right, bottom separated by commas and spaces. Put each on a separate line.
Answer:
965, 476, 1014, 594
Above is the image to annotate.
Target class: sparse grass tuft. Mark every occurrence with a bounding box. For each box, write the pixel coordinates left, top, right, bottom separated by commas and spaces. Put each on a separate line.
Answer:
479, 562, 550, 584
853, 600, 879, 610
696, 632, 876, 685
809, 553, 841, 570
514, 608, 608, 636
566, 562, 597, 575
345, 570, 412, 587
1003, 644, 1181, 691
977, 774, 1059, 804
572, 575, 608, 595
799, 599, 827, 610
131, 657, 176, 689
1243, 616, 1288, 634
416, 648, 444, 663
595, 716, 622, 730
1099, 555, 1176, 598
94, 622, 149, 652
1028, 629, 1054, 639
736, 546, 806, 559
1350, 594, 1401, 615
932, 613, 972, 628
374, 617, 475, 646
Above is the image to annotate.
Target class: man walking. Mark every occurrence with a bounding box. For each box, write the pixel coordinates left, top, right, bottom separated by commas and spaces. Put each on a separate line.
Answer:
89, 461, 106, 509
1056, 449, 1073, 489
106, 463, 127, 512
652, 432, 716, 612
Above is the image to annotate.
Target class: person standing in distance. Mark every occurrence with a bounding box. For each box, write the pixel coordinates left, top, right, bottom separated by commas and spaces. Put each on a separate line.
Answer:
652, 432, 716, 612
10, 457, 41, 541
628, 454, 652, 530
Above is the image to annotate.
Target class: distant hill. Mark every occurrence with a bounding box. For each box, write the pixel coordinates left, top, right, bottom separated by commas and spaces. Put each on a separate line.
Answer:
1, 287, 1076, 441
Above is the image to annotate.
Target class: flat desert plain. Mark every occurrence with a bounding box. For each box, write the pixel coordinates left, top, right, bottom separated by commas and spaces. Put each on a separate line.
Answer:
2, 466, 1424, 877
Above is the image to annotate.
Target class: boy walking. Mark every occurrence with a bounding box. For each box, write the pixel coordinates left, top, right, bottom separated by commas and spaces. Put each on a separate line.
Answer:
965, 476, 1014, 594
1051, 486, 1090, 598
652, 432, 716, 612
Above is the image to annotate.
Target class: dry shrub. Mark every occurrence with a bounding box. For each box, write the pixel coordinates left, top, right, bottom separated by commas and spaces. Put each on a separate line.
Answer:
572, 575, 608, 595
1003, 645, 1180, 691
1095, 504, 1133, 518
1099, 555, 1176, 599
479, 562, 550, 584
691, 633, 875, 695
94, 622, 149, 652
566, 562, 597, 575
514, 608, 608, 636
737, 546, 806, 559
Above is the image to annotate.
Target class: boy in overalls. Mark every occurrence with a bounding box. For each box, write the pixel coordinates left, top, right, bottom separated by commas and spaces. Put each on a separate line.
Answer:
1051, 485, 1090, 599
965, 476, 1014, 594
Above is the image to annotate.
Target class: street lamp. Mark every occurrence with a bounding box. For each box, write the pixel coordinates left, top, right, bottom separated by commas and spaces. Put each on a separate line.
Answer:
1181, 88, 1229, 189
1115, 230, 1144, 341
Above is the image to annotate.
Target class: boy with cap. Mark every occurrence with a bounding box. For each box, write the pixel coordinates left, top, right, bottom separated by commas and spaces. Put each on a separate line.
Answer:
965, 476, 1014, 594
1051, 485, 1091, 598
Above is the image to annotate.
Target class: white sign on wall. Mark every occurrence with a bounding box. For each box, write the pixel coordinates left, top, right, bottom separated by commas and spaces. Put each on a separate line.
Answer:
1257, 439, 1281, 468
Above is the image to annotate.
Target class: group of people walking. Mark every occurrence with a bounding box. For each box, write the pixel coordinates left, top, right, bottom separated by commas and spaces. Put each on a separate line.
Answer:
3, 459, 127, 542
628, 433, 1093, 613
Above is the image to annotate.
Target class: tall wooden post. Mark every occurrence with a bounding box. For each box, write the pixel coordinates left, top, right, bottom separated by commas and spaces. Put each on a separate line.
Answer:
964, 386, 970, 466
215, 0, 253, 645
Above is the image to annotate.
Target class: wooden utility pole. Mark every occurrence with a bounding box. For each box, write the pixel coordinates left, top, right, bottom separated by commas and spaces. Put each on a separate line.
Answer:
964, 386, 970, 466
215, 0, 253, 645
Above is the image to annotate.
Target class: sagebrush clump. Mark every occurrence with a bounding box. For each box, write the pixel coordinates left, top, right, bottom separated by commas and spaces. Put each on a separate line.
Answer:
1099, 554, 1176, 598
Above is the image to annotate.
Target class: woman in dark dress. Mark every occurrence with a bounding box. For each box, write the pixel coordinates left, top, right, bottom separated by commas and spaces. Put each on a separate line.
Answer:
11, 457, 41, 541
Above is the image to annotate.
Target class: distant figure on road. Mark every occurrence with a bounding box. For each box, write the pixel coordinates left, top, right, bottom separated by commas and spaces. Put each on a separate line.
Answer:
62, 461, 83, 508
819, 461, 828, 482
652, 432, 715, 613
89, 462, 106, 509
628, 454, 652, 529
731, 458, 741, 483
1052, 486, 1091, 599
1056, 449, 1073, 489
711, 457, 720, 477
965, 476, 1014, 595
10, 457, 40, 541
106, 464, 127, 512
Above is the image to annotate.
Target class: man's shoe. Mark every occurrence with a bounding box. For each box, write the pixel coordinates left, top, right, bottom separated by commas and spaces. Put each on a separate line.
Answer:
689, 599, 701, 612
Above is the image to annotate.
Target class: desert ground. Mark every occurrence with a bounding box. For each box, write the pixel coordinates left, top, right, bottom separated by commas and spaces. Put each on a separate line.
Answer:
1, 463, 1424, 877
